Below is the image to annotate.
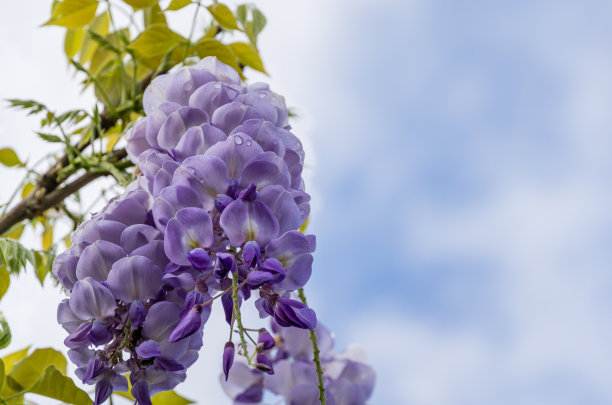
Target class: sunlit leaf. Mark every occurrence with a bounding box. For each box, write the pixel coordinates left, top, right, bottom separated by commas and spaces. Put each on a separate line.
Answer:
89, 46, 115, 76
4, 223, 25, 241
123, 0, 158, 10
64, 235, 72, 248
207, 3, 238, 30
251, 7, 266, 38
0, 268, 9, 301
43, 0, 98, 28
21, 184, 35, 199
195, 39, 241, 73
0, 359, 5, 393
114, 382, 193, 405
144, 4, 167, 26
28, 365, 92, 405
64, 27, 85, 58
236, 4, 247, 25
129, 24, 184, 57
1, 347, 30, 374
166, 0, 191, 11
0, 148, 22, 168
33, 251, 54, 285
78, 12, 110, 64
0, 313, 11, 350
6, 348, 67, 392
230, 42, 266, 73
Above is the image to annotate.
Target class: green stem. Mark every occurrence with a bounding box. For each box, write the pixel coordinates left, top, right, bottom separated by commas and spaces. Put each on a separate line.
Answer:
232, 273, 250, 364
298, 288, 326, 405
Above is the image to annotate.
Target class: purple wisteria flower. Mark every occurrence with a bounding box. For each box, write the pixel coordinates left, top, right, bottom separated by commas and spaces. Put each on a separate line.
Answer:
53, 56, 375, 404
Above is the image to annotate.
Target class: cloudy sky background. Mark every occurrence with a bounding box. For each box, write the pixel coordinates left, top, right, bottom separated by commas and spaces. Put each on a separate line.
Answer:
3, 0, 612, 404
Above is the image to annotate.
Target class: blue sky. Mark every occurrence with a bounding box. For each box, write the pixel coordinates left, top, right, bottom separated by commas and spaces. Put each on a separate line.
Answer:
3, 0, 612, 404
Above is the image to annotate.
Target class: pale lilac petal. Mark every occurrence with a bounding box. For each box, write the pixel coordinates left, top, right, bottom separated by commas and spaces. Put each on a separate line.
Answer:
173, 124, 226, 162
106, 256, 163, 303
164, 207, 214, 265
205, 134, 263, 178
76, 240, 127, 281
69, 277, 117, 319
158, 107, 209, 150
220, 199, 279, 246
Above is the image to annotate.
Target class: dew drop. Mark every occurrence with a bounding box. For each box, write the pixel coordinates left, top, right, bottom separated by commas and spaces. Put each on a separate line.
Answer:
234, 135, 243, 145
246, 140, 252, 146
214, 83, 222, 89
258, 92, 266, 98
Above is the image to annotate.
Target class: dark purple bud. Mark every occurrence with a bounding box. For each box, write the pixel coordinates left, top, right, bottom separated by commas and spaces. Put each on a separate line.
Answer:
247, 258, 286, 288
94, 378, 113, 405
131, 381, 152, 405
238, 182, 258, 201
168, 305, 202, 342
136, 340, 162, 359
129, 300, 147, 329
221, 291, 234, 325
180, 290, 204, 319
255, 352, 274, 374
187, 247, 210, 270
154, 357, 185, 371
214, 253, 237, 279
242, 240, 260, 268
86, 319, 112, 346
274, 297, 317, 330
257, 328, 275, 351
214, 194, 234, 213
83, 357, 105, 383
223, 342, 235, 381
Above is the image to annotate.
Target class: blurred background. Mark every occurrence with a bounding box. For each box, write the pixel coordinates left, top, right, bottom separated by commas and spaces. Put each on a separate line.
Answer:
3, 0, 612, 404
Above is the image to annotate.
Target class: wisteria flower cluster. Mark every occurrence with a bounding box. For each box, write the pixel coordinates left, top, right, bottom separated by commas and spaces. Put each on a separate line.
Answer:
53, 57, 374, 404
221, 321, 376, 405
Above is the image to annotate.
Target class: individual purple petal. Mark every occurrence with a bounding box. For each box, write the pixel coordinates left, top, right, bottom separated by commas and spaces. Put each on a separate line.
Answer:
221, 290, 234, 325
242, 240, 261, 268
246, 83, 289, 127
158, 106, 209, 150
223, 342, 235, 381
129, 300, 147, 329
69, 277, 117, 320
137, 149, 174, 180
125, 118, 150, 160
173, 124, 226, 162
83, 357, 105, 383
168, 305, 203, 342
238, 182, 257, 202
154, 357, 185, 372
180, 291, 204, 319
214, 193, 234, 213
130, 240, 169, 268
195, 56, 241, 84
257, 329, 275, 351
152, 185, 203, 230
220, 199, 279, 247
231, 119, 286, 157
52, 243, 86, 290
136, 340, 162, 359
106, 256, 163, 303
132, 381, 152, 405
72, 219, 126, 246
75, 240, 127, 281
247, 258, 286, 288
205, 134, 263, 178
265, 230, 315, 290
172, 155, 230, 210
235, 384, 264, 403
164, 207, 214, 266
152, 160, 180, 196
187, 248, 210, 270
86, 319, 112, 345
239, 151, 291, 190
57, 299, 85, 332
189, 81, 241, 116
94, 378, 113, 405
101, 196, 149, 227
234, 93, 279, 126
274, 297, 317, 330
255, 352, 274, 374
259, 185, 302, 235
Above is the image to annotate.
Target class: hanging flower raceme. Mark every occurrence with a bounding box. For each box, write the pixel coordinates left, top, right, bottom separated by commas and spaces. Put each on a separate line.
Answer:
54, 182, 212, 404
53, 56, 374, 404
220, 321, 376, 405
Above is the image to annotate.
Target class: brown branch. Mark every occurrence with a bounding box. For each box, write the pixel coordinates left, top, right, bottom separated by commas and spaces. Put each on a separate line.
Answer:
0, 148, 127, 235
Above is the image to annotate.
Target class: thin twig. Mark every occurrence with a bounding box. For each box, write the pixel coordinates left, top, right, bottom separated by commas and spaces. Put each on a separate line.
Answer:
298, 287, 326, 405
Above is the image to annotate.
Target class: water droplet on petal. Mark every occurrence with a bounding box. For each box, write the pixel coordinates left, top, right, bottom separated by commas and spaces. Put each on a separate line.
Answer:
214, 83, 222, 89
258, 92, 266, 98
246, 140, 252, 146
234, 135, 243, 145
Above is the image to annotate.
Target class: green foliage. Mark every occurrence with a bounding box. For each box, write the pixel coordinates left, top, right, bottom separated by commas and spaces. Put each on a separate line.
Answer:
0, 313, 11, 350
43, 0, 99, 28
0, 348, 91, 405
207, 3, 238, 30
0, 149, 22, 168
236, 4, 267, 46
0, 238, 54, 286
129, 23, 184, 57
166, 0, 191, 11
115, 381, 194, 405
230, 42, 266, 74
123, 0, 158, 10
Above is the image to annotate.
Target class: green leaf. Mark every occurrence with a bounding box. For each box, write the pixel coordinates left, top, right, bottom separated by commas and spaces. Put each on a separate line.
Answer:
236, 4, 247, 26
0, 313, 10, 350
115, 386, 193, 405
129, 24, 183, 57
0, 148, 22, 168
0, 359, 5, 393
144, 4, 167, 27
43, 0, 99, 28
230, 42, 266, 73
36, 132, 62, 143
33, 251, 54, 285
166, 0, 191, 11
78, 12, 110, 64
6, 348, 67, 392
0, 238, 35, 275
64, 27, 85, 58
28, 365, 92, 405
195, 39, 241, 73
21, 183, 35, 199
1, 347, 30, 374
0, 268, 9, 301
251, 7, 266, 37
207, 3, 238, 30
123, 0, 158, 10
